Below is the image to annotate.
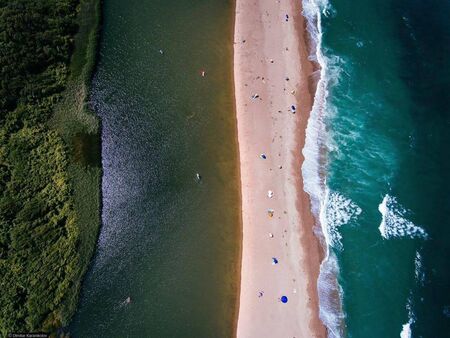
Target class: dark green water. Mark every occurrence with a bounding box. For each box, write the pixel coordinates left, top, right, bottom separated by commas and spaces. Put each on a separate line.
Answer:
303, 0, 450, 337
69, 0, 240, 337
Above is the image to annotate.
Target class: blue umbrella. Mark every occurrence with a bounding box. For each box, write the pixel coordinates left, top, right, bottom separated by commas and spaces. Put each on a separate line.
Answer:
272, 257, 279, 265
281, 296, 288, 303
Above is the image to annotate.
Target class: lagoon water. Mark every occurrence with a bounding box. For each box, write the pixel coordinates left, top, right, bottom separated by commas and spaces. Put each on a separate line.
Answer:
304, 0, 450, 337
70, 0, 240, 337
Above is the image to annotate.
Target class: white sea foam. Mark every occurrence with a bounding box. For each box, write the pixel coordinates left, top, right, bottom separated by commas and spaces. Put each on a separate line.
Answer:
302, 0, 329, 218
400, 296, 415, 338
301, 0, 347, 337
317, 251, 345, 338
324, 190, 362, 249
414, 251, 425, 285
378, 195, 428, 240
400, 323, 412, 338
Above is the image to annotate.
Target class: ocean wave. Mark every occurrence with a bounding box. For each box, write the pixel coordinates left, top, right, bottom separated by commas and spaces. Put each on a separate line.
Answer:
414, 250, 425, 286
301, 0, 347, 337
323, 190, 362, 249
400, 295, 415, 338
378, 194, 428, 240
400, 323, 412, 338
317, 252, 345, 338
302, 0, 329, 218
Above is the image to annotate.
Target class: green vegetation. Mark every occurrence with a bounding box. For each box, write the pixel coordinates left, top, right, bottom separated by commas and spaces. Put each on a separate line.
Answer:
0, 0, 101, 335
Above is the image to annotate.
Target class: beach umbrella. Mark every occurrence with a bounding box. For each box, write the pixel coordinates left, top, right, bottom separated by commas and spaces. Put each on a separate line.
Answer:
260, 153, 267, 159
280, 296, 288, 303
272, 257, 278, 265
267, 190, 274, 198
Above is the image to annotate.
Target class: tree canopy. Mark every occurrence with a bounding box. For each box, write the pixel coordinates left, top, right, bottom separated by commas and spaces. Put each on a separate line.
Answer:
0, 0, 99, 335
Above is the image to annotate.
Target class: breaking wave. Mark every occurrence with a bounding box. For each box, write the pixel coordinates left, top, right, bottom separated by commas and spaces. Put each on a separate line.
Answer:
317, 251, 345, 338
324, 190, 362, 250
400, 296, 415, 338
301, 0, 348, 337
400, 323, 412, 338
378, 195, 428, 240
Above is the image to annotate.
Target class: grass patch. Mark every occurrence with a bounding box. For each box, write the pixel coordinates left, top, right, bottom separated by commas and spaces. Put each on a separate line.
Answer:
50, 0, 102, 330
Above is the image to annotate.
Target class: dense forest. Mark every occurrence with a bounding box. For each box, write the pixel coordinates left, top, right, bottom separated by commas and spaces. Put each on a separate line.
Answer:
0, 0, 100, 335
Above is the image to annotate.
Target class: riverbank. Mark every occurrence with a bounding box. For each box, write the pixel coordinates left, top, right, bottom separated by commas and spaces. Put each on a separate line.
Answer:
234, 0, 325, 336
52, 0, 102, 328
0, 0, 101, 334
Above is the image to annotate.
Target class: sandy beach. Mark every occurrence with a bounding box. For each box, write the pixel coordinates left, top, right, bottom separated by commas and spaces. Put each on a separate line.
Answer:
234, 0, 326, 337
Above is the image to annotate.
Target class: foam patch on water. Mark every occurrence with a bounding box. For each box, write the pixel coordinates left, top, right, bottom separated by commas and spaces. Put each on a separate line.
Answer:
400, 296, 415, 338
378, 195, 428, 239
317, 251, 345, 338
400, 323, 411, 338
414, 251, 425, 286
323, 190, 362, 249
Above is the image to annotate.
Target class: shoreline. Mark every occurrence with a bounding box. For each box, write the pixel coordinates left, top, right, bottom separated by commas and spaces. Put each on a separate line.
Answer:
230, 1, 243, 337
234, 0, 326, 336
55, 0, 103, 329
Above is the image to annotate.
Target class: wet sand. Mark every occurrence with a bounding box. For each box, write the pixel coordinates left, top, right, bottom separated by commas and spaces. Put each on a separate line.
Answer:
234, 0, 326, 336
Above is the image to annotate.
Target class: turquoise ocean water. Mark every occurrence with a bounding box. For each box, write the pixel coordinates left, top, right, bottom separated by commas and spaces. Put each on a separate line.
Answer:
303, 0, 450, 337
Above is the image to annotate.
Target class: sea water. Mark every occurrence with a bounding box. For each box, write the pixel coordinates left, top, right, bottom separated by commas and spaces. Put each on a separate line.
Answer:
302, 0, 450, 337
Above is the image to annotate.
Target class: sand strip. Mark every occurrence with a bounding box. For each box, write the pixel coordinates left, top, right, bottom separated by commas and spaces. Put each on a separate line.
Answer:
234, 0, 326, 336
